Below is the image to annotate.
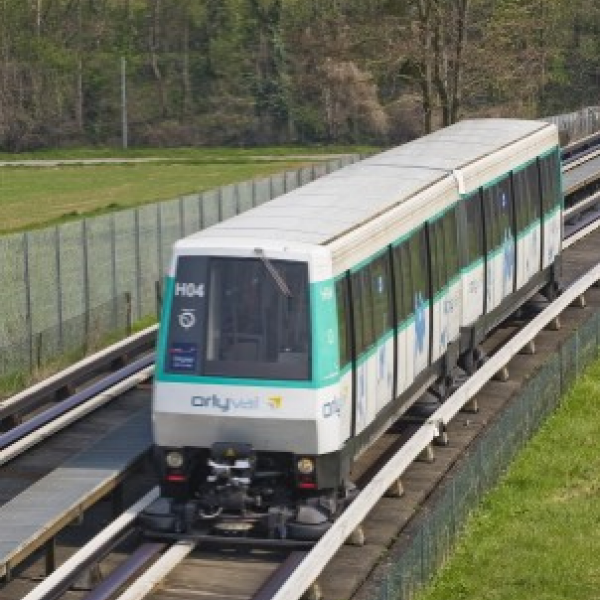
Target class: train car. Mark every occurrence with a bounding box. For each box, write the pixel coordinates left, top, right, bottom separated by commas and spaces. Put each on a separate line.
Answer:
140, 119, 562, 540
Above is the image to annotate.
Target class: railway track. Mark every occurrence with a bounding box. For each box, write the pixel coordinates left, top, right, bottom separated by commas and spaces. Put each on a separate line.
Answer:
2, 134, 600, 600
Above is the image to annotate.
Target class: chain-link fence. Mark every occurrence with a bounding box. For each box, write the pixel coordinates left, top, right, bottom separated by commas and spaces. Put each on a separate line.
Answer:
544, 106, 600, 145
0, 156, 361, 382
367, 308, 600, 600
0, 294, 131, 392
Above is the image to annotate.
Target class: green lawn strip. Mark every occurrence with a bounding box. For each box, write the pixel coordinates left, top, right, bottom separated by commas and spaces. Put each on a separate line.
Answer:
0, 145, 375, 162
0, 160, 307, 233
417, 361, 600, 600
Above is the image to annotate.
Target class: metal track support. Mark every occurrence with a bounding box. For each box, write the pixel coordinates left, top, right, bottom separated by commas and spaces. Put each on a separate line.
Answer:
347, 525, 366, 547
571, 293, 587, 308
45, 537, 57, 575
462, 398, 479, 413
385, 478, 405, 498
417, 443, 435, 463
494, 366, 510, 382
302, 582, 323, 600
520, 340, 536, 355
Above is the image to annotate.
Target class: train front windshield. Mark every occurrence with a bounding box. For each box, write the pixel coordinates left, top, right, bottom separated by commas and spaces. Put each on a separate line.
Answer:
164, 256, 311, 380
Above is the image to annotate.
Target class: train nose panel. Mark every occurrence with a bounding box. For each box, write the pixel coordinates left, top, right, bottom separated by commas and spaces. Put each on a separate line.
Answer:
154, 411, 319, 454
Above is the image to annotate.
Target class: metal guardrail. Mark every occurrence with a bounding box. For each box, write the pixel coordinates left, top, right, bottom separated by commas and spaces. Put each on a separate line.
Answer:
0, 324, 157, 422
561, 130, 600, 164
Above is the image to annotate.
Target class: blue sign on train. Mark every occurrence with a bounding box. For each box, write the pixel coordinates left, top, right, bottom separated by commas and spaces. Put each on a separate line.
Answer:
169, 343, 198, 372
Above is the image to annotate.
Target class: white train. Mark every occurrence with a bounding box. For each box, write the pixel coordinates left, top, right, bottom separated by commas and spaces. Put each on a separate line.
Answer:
141, 119, 562, 540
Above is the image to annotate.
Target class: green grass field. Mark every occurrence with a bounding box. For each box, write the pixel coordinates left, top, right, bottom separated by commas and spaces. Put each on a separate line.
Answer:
0, 145, 373, 234
417, 360, 600, 600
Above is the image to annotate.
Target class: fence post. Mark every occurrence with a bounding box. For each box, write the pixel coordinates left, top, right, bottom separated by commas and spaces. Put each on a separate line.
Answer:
155, 280, 162, 318
82, 220, 90, 343
125, 292, 132, 335
111, 213, 118, 330
179, 195, 185, 236
54, 226, 63, 352
134, 209, 142, 321
23, 232, 34, 372
157, 203, 163, 280
36, 332, 42, 370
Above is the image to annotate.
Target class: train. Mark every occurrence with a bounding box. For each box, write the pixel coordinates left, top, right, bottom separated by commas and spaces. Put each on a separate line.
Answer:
140, 119, 562, 541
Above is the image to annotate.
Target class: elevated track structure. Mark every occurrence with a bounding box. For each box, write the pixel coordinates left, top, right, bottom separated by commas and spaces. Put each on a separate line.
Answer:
2, 132, 600, 600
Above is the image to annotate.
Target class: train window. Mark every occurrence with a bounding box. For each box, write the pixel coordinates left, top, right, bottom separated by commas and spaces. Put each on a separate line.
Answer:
201, 257, 310, 380
483, 178, 513, 251
408, 227, 430, 312
512, 169, 530, 233
335, 277, 352, 370
483, 187, 498, 252
428, 218, 446, 296
370, 254, 392, 340
463, 192, 483, 266
392, 240, 413, 324
527, 162, 541, 223
539, 150, 561, 215
443, 207, 459, 283
351, 267, 374, 355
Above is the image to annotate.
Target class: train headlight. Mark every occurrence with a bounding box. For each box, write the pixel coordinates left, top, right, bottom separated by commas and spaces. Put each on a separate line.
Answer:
165, 450, 184, 469
297, 457, 315, 475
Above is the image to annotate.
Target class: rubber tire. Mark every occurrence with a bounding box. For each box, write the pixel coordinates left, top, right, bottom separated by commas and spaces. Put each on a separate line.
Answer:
286, 519, 332, 541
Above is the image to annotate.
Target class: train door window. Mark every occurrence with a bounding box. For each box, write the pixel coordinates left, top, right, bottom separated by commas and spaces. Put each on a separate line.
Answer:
443, 207, 459, 283
539, 150, 561, 215
527, 162, 541, 223
496, 177, 514, 243
484, 183, 510, 252
371, 254, 392, 340
463, 192, 484, 266
351, 266, 375, 355
408, 227, 430, 310
392, 240, 413, 325
336, 277, 351, 370
428, 218, 446, 296
512, 168, 531, 235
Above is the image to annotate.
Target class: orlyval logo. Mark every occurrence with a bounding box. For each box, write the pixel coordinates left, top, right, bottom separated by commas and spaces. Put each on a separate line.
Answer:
267, 396, 283, 410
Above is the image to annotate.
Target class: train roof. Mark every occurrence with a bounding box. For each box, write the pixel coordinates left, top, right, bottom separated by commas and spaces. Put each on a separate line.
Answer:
176, 119, 558, 257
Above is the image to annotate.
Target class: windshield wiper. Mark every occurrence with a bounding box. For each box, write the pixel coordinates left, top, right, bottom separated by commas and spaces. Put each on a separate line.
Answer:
254, 248, 293, 298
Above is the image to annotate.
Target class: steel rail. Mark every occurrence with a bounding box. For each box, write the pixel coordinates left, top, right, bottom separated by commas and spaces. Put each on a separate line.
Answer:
0, 363, 154, 466
0, 353, 154, 451
81, 543, 165, 600
22, 488, 160, 600
561, 130, 600, 164
112, 542, 196, 600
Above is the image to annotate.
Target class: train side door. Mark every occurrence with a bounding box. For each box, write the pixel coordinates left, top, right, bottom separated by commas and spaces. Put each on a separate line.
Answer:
408, 228, 431, 379
458, 192, 485, 326
513, 163, 542, 288
483, 177, 516, 313
427, 208, 461, 363
539, 150, 562, 269
335, 277, 353, 442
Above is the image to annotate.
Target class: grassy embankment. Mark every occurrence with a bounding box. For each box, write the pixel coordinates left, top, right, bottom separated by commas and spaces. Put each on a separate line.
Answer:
0, 145, 374, 234
417, 359, 600, 600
